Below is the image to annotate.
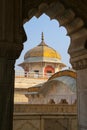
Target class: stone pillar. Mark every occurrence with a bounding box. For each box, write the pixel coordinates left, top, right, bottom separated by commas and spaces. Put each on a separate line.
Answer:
0, 46, 24, 130
77, 68, 87, 130
0, 1, 26, 130
68, 32, 87, 130
0, 57, 15, 130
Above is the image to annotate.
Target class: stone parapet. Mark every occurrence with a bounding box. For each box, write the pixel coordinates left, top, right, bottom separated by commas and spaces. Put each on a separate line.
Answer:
14, 104, 77, 114
14, 104, 77, 130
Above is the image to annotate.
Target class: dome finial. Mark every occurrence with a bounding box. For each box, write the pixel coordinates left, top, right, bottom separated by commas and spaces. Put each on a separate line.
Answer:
41, 32, 44, 42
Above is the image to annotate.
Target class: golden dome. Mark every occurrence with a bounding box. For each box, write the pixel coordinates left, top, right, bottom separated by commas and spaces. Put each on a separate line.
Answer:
24, 33, 61, 60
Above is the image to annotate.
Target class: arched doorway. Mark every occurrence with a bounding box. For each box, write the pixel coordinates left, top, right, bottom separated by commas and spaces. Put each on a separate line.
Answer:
44, 65, 54, 77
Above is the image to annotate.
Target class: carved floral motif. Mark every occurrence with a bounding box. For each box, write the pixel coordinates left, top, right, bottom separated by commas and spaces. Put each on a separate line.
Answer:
72, 59, 87, 70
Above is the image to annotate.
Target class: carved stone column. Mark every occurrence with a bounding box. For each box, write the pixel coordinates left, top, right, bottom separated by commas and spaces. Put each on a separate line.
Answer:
0, 44, 23, 130
69, 30, 87, 130
0, 57, 15, 130
0, 1, 26, 130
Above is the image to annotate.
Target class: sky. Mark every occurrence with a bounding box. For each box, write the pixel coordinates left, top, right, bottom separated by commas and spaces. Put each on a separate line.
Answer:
15, 13, 71, 70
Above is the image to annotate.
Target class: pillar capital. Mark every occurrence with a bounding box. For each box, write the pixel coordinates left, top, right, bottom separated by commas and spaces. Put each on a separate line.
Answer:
71, 57, 87, 70
0, 41, 23, 60
68, 33, 87, 70
69, 46, 87, 70
0, 0, 26, 60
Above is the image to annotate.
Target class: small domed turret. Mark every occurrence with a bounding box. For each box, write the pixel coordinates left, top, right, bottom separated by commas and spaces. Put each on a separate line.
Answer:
19, 33, 66, 78
24, 32, 61, 60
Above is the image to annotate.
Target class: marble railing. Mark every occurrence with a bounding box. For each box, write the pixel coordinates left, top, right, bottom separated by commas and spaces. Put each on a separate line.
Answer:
15, 70, 53, 79
14, 104, 77, 114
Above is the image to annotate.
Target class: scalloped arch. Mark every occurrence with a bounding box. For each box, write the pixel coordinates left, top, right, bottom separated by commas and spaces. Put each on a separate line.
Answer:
24, 1, 84, 38
22, 1, 87, 68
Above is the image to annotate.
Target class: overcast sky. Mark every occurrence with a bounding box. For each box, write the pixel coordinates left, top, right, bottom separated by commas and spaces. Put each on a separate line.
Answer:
15, 13, 71, 70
